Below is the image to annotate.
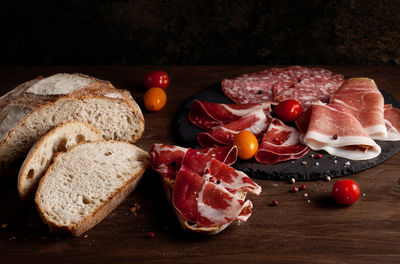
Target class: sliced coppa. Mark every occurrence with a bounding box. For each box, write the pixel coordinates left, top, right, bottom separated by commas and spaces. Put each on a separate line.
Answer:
197, 108, 269, 148
181, 149, 261, 195
255, 119, 309, 164
330, 78, 386, 140
35, 141, 150, 236
149, 143, 238, 180
188, 100, 271, 131
383, 105, 400, 141
18, 121, 104, 200
172, 166, 253, 227
300, 102, 381, 160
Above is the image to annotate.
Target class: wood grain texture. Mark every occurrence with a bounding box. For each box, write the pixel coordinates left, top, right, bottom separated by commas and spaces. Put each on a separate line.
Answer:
1, 66, 400, 264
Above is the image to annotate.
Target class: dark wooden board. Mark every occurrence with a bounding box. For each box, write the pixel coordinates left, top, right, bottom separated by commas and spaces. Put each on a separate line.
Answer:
176, 84, 400, 181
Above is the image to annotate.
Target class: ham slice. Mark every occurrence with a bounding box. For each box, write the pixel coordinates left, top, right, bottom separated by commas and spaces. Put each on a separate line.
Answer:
181, 149, 261, 195
383, 105, 400, 141
197, 108, 269, 148
330, 78, 387, 140
300, 102, 381, 160
188, 100, 271, 131
255, 118, 309, 164
172, 166, 253, 227
149, 144, 238, 180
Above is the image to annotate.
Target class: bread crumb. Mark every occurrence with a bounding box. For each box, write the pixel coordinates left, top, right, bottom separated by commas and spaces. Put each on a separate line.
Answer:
84, 235, 88, 238
344, 161, 350, 166
303, 193, 309, 197
2, 223, 8, 228
302, 161, 308, 165
290, 178, 295, 184
307, 199, 311, 203
130, 203, 141, 215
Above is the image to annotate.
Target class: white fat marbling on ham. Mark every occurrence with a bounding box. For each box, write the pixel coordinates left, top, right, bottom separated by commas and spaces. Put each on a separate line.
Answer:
173, 166, 253, 227
300, 102, 381, 160
330, 78, 387, 140
182, 149, 261, 195
196, 181, 253, 226
197, 108, 269, 148
255, 119, 309, 164
383, 105, 400, 141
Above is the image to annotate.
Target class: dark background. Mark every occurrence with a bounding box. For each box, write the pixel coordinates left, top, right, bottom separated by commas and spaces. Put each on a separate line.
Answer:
1, 0, 399, 65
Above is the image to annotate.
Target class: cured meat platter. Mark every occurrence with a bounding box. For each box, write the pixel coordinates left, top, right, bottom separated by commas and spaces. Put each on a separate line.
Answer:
176, 83, 400, 181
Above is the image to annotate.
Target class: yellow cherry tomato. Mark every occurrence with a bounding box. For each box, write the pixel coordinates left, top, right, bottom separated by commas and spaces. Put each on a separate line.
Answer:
233, 130, 259, 160
144, 87, 167, 111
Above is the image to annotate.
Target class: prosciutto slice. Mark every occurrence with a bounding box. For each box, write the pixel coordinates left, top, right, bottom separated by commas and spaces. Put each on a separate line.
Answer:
255, 118, 309, 164
383, 105, 400, 141
188, 100, 271, 131
172, 166, 253, 227
182, 149, 261, 195
197, 108, 269, 148
300, 102, 381, 160
149, 144, 237, 180
330, 78, 386, 140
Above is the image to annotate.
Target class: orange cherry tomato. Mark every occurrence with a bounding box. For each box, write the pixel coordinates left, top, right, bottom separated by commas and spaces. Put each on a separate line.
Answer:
144, 87, 167, 111
233, 130, 259, 160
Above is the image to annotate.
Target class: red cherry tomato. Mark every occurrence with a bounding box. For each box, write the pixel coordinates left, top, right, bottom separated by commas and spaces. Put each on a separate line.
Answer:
332, 179, 360, 205
144, 71, 169, 89
274, 99, 303, 122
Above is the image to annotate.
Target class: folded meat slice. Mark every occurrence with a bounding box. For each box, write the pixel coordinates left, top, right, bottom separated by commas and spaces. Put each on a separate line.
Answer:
300, 102, 381, 160
383, 105, 400, 141
330, 78, 387, 140
197, 108, 269, 148
255, 118, 309, 164
188, 100, 271, 131
181, 149, 261, 195
149, 144, 238, 180
172, 166, 253, 227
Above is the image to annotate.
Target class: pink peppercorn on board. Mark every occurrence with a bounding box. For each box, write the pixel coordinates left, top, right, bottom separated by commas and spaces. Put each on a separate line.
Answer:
176, 84, 400, 181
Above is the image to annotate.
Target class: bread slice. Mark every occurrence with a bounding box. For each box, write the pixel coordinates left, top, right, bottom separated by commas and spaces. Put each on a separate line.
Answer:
161, 177, 246, 235
35, 141, 149, 236
0, 73, 144, 173
18, 121, 104, 200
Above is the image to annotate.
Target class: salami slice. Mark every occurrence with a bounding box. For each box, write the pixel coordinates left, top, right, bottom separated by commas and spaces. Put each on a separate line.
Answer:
181, 149, 262, 195
255, 118, 309, 164
197, 108, 270, 148
149, 144, 238, 180
172, 166, 253, 227
222, 66, 344, 108
188, 100, 271, 131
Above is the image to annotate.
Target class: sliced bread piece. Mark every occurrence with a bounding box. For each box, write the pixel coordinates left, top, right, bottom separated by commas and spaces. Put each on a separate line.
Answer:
35, 141, 149, 236
0, 73, 144, 173
18, 121, 104, 200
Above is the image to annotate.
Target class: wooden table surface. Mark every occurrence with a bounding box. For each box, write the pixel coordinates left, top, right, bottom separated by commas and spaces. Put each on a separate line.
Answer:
1, 66, 400, 264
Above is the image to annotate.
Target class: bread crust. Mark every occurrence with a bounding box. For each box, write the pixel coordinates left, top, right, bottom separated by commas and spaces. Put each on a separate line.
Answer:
0, 73, 144, 172
34, 140, 150, 237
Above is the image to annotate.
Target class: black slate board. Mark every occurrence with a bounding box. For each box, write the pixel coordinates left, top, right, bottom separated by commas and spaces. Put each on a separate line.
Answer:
176, 84, 400, 181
